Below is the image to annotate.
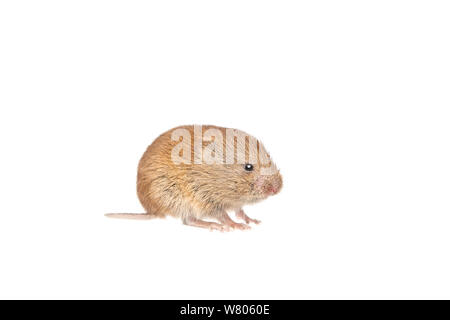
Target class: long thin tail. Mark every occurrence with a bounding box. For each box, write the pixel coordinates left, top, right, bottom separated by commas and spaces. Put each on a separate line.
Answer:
104, 213, 154, 220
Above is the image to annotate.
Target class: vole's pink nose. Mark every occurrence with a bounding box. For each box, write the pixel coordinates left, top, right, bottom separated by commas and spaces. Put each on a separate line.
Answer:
258, 173, 282, 196
265, 184, 279, 195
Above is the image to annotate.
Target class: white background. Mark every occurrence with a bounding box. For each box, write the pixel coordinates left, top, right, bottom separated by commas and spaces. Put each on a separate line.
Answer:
0, 1, 449, 299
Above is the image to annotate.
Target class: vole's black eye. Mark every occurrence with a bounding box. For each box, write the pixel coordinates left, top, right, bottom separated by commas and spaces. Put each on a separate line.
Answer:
244, 163, 254, 171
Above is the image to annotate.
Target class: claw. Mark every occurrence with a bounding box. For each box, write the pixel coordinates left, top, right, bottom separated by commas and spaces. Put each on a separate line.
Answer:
235, 209, 261, 225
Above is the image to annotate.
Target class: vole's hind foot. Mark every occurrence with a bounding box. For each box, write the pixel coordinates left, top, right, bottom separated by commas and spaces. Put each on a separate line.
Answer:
235, 209, 261, 225
183, 217, 231, 232
218, 212, 251, 231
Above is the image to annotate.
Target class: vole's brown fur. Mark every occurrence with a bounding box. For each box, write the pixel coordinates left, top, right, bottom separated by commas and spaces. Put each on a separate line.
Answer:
107, 125, 282, 231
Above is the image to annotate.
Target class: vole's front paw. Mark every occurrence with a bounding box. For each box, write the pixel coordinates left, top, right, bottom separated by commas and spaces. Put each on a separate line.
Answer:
230, 222, 251, 231
247, 218, 261, 225
235, 209, 261, 225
